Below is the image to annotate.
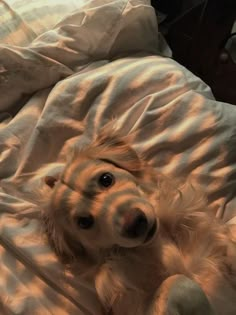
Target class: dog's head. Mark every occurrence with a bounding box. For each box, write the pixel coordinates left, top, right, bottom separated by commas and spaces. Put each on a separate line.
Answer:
42, 124, 159, 264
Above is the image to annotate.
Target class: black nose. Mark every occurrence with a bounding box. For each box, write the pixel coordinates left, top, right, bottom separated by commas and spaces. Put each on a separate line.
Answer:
121, 208, 148, 239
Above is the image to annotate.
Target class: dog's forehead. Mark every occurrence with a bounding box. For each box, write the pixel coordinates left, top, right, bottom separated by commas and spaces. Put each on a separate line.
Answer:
61, 156, 116, 187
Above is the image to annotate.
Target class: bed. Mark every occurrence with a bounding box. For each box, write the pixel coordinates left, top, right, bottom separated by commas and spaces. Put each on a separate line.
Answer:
0, 0, 236, 314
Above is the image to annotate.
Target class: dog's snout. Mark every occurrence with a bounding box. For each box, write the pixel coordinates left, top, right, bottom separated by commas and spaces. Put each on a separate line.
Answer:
121, 208, 148, 239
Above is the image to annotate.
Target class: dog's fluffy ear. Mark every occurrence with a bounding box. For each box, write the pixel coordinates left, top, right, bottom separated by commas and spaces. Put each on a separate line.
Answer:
42, 212, 75, 263
42, 211, 91, 272
77, 122, 144, 173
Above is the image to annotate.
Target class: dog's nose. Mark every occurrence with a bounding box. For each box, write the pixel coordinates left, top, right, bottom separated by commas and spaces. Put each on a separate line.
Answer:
121, 208, 148, 239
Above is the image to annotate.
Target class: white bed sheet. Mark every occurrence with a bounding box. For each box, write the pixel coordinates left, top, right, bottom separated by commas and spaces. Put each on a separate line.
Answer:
0, 0, 236, 314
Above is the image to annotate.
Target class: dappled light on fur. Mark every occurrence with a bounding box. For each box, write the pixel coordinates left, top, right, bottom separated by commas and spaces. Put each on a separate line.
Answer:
24, 123, 236, 315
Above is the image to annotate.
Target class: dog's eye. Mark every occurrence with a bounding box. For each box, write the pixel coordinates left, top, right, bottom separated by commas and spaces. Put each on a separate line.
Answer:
98, 172, 115, 188
76, 215, 94, 229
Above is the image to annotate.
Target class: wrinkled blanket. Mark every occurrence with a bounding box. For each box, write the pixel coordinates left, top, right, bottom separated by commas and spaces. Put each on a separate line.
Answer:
1, 0, 236, 314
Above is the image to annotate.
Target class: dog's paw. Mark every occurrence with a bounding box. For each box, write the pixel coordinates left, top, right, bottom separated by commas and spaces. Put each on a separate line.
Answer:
148, 275, 215, 315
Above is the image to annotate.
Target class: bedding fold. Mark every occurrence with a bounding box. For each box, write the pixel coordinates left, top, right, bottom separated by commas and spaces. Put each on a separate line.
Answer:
0, 1, 236, 314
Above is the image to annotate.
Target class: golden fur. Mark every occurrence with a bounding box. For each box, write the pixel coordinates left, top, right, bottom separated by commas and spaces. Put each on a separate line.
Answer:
36, 124, 236, 315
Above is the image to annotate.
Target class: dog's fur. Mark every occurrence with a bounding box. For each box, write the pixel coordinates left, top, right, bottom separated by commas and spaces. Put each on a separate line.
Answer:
37, 124, 236, 315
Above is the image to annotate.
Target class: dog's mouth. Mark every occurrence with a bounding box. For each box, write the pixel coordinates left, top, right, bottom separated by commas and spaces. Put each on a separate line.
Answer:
144, 220, 157, 243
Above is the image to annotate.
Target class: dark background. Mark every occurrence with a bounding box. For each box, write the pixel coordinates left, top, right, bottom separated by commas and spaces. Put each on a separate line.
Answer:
151, 0, 236, 105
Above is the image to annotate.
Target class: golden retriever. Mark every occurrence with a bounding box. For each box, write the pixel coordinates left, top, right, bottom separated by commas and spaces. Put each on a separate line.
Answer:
38, 124, 236, 315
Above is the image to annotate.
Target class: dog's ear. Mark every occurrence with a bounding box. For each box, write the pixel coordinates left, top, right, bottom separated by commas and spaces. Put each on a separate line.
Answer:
42, 211, 91, 272
78, 123, 144, 173
29, 162, 65, 190
42, 212, 74, 263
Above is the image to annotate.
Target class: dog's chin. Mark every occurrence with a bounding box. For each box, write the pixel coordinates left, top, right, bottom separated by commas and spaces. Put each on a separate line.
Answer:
116, 239, 143, 249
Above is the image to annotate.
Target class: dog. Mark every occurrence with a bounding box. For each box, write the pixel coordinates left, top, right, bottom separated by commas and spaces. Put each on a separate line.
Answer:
37, 124, 236, 315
